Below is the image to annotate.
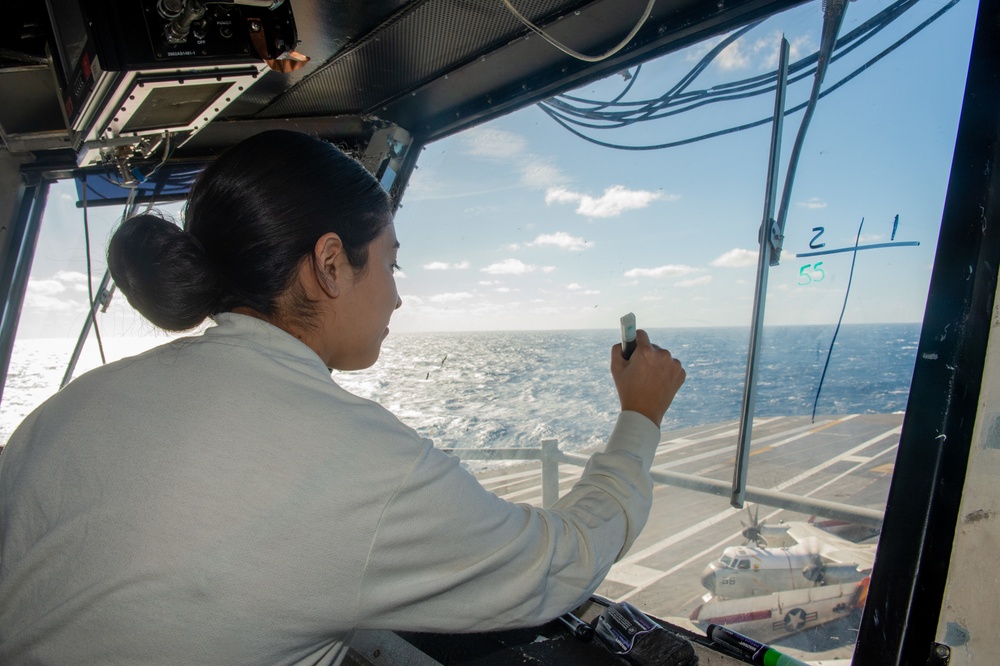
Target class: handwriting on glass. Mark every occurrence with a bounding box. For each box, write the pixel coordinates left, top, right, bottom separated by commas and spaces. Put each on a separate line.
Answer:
796, 216, 919, 286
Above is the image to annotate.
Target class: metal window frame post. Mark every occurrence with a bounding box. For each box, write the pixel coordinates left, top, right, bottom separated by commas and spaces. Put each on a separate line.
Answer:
731, 37, 790, 509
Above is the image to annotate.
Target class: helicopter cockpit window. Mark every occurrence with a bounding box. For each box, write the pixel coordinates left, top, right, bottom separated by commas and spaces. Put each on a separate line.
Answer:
737, 559, 751, 570
720, 555, 734, 568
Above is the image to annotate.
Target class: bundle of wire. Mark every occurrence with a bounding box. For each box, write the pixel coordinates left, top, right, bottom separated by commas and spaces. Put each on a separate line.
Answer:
537, 0, 963, 151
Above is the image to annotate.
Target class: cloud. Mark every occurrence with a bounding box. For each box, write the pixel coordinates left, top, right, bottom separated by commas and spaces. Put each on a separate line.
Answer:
677, 275, 714, 287
527, 232, 589, 251
462, 127, 567, 190
797, 197, 828, 209
716, 41, 752, 70
567, 283, 582, 290
423, 260, 470, 270
23, 271, 93, 312
711, 248, 758, 268
520, 162, 566, 189
481, 258, 536, 275
691, 30, 812, 72
758, 33, 812, 70
545, 185, 672, 218
624, 265, 700, 278
429, 292, 474, 303
462, 128, 529, 159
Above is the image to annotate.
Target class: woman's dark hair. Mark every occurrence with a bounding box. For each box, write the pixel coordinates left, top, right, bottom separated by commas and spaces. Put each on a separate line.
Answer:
108, 130, 392, 331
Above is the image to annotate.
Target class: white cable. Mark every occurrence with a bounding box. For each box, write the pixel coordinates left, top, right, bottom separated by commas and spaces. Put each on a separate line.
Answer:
502, 0, 656, 63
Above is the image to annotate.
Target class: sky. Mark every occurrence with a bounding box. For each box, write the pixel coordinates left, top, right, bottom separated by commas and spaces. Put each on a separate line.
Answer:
13, 0, 980, 342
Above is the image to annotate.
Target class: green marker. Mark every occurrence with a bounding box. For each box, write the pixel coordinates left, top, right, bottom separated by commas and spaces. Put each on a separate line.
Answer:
707, 624, 811, 666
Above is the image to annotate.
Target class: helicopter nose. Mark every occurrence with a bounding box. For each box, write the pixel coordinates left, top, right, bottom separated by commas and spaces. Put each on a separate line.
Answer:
701, 565, 717, 594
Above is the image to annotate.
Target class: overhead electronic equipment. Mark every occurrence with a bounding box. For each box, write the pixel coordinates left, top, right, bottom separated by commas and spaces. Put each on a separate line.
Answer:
44, 0, 302, 176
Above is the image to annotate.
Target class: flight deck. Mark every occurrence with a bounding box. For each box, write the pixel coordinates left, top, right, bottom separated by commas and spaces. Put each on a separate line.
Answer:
474, 413, 899, 662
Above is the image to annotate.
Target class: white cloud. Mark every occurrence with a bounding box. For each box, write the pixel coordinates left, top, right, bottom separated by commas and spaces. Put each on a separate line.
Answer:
544, 188, 580, 205
624, 265, 700, 278
677, 275, 714, 287
429, 292, 474, 303
462, 127, 567, 190
462, 128, 528, 159
520, 162, 565, 189
545, 185, 671, 218
717, 41, 752, 70
527, 232, 589, 251
423, 260, 470, 270
797, 197, 828, 210
711, 248, 758, 268
481, 258, 536, 275
567, 283, 582, 290
693, 30, 812, 72
28, 278, 68, 297
759, 33, 812, 70
541, 266, 556, 274
23, 271, 93, 312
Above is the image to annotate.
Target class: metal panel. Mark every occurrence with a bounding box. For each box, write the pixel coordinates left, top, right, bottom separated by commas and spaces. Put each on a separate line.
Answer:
0, 180, 49, 408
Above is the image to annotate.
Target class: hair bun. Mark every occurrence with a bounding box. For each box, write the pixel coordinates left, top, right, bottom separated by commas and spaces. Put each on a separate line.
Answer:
108, 213, 222, 331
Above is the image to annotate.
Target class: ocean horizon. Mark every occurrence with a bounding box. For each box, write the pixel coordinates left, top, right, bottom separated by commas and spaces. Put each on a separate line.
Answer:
1, 323, 920, 451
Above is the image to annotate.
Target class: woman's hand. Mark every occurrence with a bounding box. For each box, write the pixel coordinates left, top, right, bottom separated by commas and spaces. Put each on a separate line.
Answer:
610, 329, 686, 427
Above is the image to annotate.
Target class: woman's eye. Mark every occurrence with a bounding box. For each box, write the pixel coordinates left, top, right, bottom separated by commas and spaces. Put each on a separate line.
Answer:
391, 262, 402, 273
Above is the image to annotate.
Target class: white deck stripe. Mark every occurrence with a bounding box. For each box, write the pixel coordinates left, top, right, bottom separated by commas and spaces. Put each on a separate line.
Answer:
607, 437, 900, 595
614, 425, 901, 569
609, 443, 899, 598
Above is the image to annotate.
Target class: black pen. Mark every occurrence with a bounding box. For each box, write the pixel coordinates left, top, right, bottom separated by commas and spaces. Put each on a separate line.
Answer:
707, 624, 810, 666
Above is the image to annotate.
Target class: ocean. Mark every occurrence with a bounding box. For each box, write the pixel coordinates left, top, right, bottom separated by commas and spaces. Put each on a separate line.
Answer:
0, 323, 919, 453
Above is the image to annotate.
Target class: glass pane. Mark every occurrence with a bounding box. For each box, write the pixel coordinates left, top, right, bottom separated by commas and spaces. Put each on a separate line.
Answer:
0, 182, 187, 445
335, 0, 978, 661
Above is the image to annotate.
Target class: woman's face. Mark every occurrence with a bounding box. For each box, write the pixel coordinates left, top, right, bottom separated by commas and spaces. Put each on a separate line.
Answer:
330, 223, 402, 370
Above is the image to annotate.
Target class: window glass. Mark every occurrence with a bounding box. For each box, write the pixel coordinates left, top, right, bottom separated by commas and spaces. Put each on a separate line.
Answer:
339, 0, 978, 660
0, 184, 187, 444
0, 0, 978, 661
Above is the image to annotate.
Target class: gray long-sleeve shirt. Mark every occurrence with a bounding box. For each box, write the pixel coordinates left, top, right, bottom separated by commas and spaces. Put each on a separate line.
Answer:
0, 313, 661, 665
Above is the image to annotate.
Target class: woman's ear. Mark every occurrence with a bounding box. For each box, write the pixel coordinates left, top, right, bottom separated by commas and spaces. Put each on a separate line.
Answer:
312, 232, 345, 298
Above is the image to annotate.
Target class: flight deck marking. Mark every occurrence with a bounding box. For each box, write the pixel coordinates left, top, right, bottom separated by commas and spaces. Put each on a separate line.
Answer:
653, 418, 836, 468
611, 426, 900, 573
608, 441, 899, 598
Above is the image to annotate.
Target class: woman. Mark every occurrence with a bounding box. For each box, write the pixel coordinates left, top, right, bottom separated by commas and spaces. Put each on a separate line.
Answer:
0, 130, 685, 664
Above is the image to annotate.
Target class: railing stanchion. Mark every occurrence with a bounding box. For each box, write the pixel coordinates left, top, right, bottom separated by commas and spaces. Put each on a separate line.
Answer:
541, 438, 560, 508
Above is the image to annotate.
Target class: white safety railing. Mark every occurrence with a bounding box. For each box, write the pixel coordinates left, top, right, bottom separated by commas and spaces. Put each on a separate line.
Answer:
444, 439, 884, 528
